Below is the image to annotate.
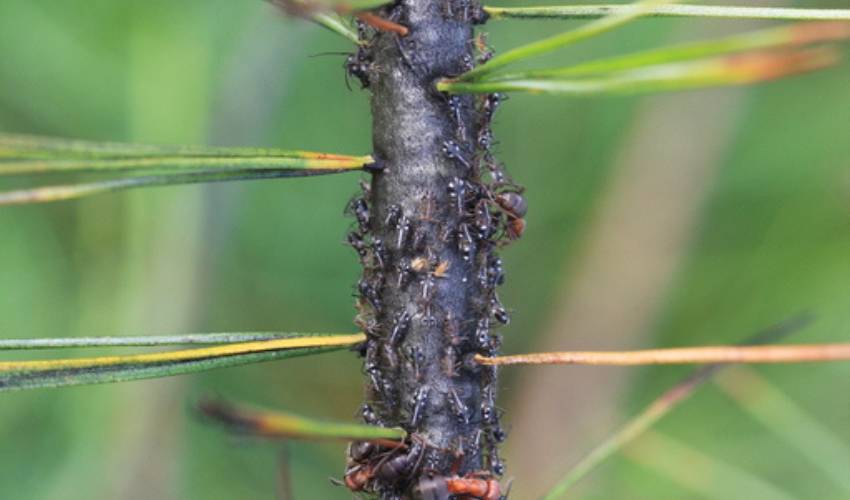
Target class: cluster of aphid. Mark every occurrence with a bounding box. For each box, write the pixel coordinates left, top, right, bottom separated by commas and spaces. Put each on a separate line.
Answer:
342, 2, 522, 498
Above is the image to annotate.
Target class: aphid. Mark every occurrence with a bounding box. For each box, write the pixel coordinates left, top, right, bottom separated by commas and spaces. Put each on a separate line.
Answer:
372, 238, 388, 268
389, 310, 412, 345
448, 95, 467, 140
487, 255, 505, 287
491, 426, 507, 443
421, 274, 436, 301
407, 346, 425, 381
457, 223, 474, 261
360, 403, 380, 425
482, 92, 504, 123
410, 386, 430, 427
486, 158, 507, 184
396, 215, 412, 247
347, 231, 369, 260
460, 53, 474, 73
419, 301, 437, 328
481, 402, 496, 425
490, 455, 505, 477
385, 204, 402, 227
358, 278, 382, 311
365, 359, 385, 394
477, 127, 493, 149
448, 388, 469, 424
346, 196, 370, 232
444, 313, 462, 346
442, 345, 458, 377
396, 259, 414, 288
492, 301, 510, 325
495, 191, 528, 219
474, 33, 493, 64
447, 176, 467, 215
410, 223, 428, 250
474, 201, 494, 240
442, 140, 471, 169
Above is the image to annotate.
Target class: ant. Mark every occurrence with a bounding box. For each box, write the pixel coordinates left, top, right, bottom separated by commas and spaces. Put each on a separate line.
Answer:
344, 48, 372, 90
415, 474, 501, 500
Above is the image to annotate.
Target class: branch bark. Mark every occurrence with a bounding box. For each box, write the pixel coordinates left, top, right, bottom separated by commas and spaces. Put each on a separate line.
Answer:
345, 1, 515, 497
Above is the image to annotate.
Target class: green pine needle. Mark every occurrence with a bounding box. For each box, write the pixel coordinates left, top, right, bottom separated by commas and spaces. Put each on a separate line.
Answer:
458, 0, 679, 82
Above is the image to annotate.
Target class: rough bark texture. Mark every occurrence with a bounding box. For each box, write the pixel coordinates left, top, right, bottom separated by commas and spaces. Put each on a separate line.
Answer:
345, 1, 520, 497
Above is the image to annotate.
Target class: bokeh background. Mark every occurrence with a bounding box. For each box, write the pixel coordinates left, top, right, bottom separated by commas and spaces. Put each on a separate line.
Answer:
1, 0, 849, 498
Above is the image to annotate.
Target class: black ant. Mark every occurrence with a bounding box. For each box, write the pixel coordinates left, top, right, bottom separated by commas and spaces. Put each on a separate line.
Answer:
344, 48, 372, 90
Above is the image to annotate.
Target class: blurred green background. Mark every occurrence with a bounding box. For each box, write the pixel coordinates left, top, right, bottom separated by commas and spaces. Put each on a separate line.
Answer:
1, 1, 849, 499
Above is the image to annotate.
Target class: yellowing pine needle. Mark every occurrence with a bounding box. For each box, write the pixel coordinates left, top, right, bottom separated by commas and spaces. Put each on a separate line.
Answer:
0, 333, 365, 391
484, 4, 850, 22
199, 398, 406, 444
0, 133, 364, 161
440, 48, 839, 96
0, 168, 364, 207
477, 341, 850, 367
483, 22, 850, 82
0, 334, 365, 372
